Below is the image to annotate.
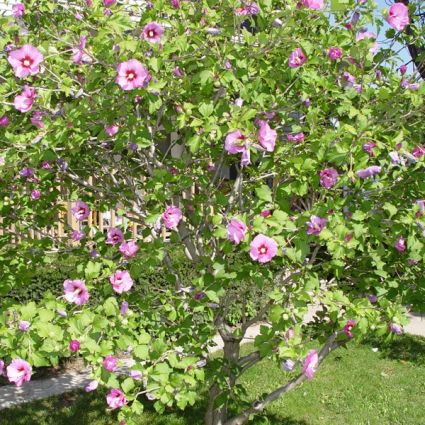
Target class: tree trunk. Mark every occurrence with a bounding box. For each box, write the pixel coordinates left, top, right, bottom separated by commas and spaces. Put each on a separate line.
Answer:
204, 338, 241, 425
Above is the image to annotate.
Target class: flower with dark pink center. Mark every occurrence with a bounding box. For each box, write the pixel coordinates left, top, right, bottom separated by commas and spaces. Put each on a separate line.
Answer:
8, 44, 44, 78
162, 206, 183, 229
71, 201, 90, 221
63, 279, 89, 305
386, 3, 409, 31
306, 215, 326, 235
106, 388, 127, 409
110, 270, 134, 294
319, 168, 339, 188
116, 59, 151, 91
288, 48, 307, 68
249, 234, 278, 263
7, 359, 31, 387
142, 22, 164, 43
106, 227, 124, 245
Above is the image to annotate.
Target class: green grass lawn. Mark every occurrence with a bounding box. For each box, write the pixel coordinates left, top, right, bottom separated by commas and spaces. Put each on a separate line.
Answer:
3, 335, 425, 425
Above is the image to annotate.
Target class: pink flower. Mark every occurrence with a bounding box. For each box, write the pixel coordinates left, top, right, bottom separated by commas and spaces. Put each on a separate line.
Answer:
106, 227, 124, 245
302, 0, 324, 9
225, 130, 248, 154
306, 215, 326, 235
14, 86, 37, 113
319, 168, 339, 188
12, 3, 25, 18
235, 2, 260, 15
356, 166, 381, 179
63, 279, 90, 305
287, 132, 304, 143
343, 320, 356, 338
31, 111, 44, 128
399, 64, 407, 75
18, 321, 30, 332
106, 388, 127, 410
329, 47, 343, 61
119, 240, 139, 258
173, 66, 184, 77
386, 3, 409, 31
171, 0, 180, 8
394, 236, 406, 252
389, 323, 402, 335
249, 234, 278, 263
260, 209, 272, 218
30, 189, 41, 200
142, 22, 164, 43
85, 380, 98, 392
103, 0, 116, 6
356, 30, 378, 54
71, 200, 90, 221
8, 44, 44, 78
227, 219, 247, 244
162, 206, 183, 229
110, 270, 134, 294
71, 230, 84, 241
116, 59, 151, 91
129, 370, 143, 380
0, 360, 4, 376
105, 124, 119, 137
257, 120, 277, 152
103, 355, 117, 372
0, 115, 10, 127
412, 146, 425, 158
302, 350, 318, 380
69, 340, 80, 352
7, 359, 32, 387
363, 141, 376, 156
72, 36, 92, 65
288, 48, 307, 68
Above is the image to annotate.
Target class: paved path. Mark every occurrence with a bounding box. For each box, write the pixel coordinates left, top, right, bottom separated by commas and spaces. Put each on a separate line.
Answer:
0, 313, 423, 410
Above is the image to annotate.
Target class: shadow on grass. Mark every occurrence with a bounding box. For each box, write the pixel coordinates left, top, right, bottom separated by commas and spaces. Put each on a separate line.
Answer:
363, 334, 425, 366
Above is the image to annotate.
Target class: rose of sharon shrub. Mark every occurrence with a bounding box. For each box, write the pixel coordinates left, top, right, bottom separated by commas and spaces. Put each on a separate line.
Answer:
0, 1, 424, 424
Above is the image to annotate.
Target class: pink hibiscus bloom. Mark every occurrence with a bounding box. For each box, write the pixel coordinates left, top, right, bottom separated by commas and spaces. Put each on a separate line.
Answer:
106, 227, 124, 245
162, 206, 183, 229
227, 219, 247, 245
225, 130, 247, 154
329, 47, 343, 61
31, 111, 44, 128
394, 236, 406, 252
12, 3, 25, 18
343, 320, 356, 338
69, 340, 80, 352
302, 349, 318, 380
119, 240, 139, 258
30, 189, 41, 200
106, 388, 127, 409
85, 380, 98, 392
105, 123, 119, 137
356, 165, 381, 179
249, 234, 278, 263
302, 0, 324, 10
14, 86, 37, 113
63, 279, 90, 305
386, 3, 409, 31
288, 48, 307, 68
72, 36, 92, 65
257, 120, 277, 152
287, 132, 305, 143
319, 168, 339, 188
0, 359, 4, 376
8, 44, 44, 78
235, 2, 260, 15
0, 115, 9, 127
356, 30, 378, 54
142, 22, 164, 43
71, 200, 90, 221
103, 355, 117, 372
306, 215, 326, 235
71, 230, 84, 241
7, 359, 32, 387
109, 270, 134, 294
116, 59, 151, 91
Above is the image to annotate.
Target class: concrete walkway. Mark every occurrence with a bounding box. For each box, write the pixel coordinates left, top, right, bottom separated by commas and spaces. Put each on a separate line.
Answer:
0, 313, 423, 410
